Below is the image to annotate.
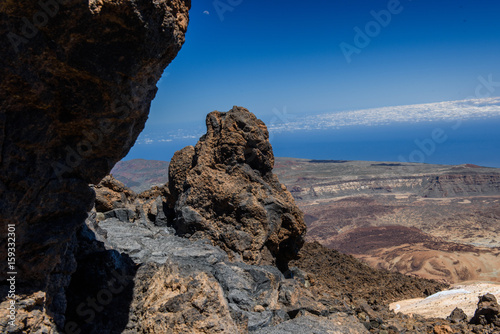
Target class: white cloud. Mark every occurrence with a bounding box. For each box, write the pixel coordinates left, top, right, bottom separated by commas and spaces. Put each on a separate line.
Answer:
136, 98, 500, 144
267, 97, 500, 131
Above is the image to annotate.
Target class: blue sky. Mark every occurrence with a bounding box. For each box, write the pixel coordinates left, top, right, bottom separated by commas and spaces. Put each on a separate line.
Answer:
125, 0, 500, 162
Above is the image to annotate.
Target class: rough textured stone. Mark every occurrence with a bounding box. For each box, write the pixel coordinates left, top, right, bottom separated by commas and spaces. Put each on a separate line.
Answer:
126, 261, 242, 334
167, 106, 306, 270
0, 0, 190, 331
94, 175, 136, 212
93, 174, 171, 226
470, 293, 500, 326
135, 184, 171, 226
278, 279, 329, 318
253, 314, 369, 334
77, 204, 365, 333
0, 291, 55, 333
447, 307, 468, 323
433, 324, 453, 334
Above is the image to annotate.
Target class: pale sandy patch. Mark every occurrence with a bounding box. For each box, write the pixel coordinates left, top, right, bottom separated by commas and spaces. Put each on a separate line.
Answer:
389, 283, 500, 319
394, 194, 409, 199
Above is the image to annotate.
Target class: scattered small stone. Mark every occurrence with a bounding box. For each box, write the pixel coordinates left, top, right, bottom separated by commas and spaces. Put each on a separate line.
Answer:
254, 305, 266, 312
447, 307, 468, 323
433, 324, 453, 334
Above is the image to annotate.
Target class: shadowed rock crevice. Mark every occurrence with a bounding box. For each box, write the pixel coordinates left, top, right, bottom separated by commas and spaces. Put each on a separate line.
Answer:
65, 214, 137, 334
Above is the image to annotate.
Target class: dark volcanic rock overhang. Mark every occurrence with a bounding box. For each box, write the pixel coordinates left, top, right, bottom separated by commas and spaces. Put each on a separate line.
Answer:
0, 0, 190, 314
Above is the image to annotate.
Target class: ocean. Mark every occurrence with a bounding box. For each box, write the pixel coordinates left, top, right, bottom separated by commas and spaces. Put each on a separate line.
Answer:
124, 117, 500, 168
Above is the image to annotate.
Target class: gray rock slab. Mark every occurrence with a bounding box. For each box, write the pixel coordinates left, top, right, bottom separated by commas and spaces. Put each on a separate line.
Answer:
252, 314, 369, 334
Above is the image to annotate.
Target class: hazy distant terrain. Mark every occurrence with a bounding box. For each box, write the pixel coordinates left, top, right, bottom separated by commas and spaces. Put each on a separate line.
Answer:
112, 159, 169, 193
112, 157, 500, 283
273, 158, 500, 283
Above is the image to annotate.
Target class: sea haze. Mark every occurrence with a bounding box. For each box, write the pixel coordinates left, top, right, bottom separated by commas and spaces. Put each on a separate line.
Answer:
124, 98, 500, 168
270, 118, 500, 168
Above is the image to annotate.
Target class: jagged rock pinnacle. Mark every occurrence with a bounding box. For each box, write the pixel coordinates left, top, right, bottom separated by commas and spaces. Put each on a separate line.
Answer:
167, 106, 306, 270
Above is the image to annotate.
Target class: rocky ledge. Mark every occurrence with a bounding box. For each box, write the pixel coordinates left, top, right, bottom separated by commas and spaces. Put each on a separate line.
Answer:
66, 211, 367, 333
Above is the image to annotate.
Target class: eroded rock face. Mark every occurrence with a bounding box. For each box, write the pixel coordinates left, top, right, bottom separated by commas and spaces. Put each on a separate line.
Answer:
0, 0, 190, 330
470, 294, 500, 326
128, 261, 244, 333
167, 107, 306, 270
93, 174, 170, 226
94, 175, 136, 212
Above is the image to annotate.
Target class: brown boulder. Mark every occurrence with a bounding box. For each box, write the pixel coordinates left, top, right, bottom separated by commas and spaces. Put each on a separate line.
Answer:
470, 293, 500, 326
93, 175, 172, 225
168, 106, 306, 270
447, 307, 468, 323
136, 184, 171, 225
94, 175, 136, 212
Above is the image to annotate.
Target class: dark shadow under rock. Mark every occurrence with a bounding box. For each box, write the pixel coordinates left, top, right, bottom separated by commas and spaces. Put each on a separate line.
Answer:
64, 214, 137, 334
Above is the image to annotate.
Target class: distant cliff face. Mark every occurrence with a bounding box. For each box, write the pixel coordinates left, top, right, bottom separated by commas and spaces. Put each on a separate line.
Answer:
276, 160, 500, 200
0, 0, 190, 330
421, 173, 500, 197
167, 107, 307, 270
